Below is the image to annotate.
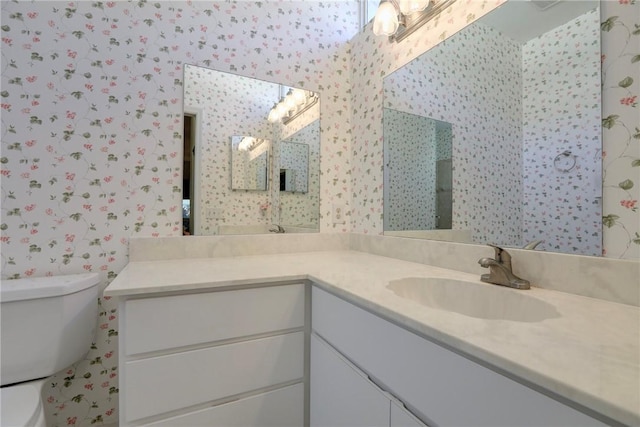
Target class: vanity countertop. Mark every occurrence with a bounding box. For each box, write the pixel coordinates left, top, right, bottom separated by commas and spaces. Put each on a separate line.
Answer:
104, 250, 640, 425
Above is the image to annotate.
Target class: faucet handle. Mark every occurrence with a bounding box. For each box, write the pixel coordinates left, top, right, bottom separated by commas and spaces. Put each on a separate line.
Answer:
486, 244, 512, 270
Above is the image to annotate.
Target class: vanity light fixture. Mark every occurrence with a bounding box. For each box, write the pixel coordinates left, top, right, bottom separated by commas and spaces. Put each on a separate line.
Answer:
373, 0, 456, 42
267, 88, 319, 125
238, 136, 265, 152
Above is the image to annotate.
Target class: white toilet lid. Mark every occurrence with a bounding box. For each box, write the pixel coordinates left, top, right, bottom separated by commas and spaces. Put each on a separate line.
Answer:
1, 383, 42, 427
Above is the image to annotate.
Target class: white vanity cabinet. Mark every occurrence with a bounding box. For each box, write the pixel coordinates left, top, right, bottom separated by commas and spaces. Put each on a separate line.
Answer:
311, 287, 606, 427
118, 283, 306, 426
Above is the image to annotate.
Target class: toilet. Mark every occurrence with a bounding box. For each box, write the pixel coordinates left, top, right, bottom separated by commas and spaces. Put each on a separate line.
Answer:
1, 273, 101, 427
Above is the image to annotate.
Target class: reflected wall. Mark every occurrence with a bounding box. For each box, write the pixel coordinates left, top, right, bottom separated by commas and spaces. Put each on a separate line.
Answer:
279, 119, 321, 229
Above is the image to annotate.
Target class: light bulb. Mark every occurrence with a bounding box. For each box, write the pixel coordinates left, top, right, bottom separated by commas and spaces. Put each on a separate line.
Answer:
238, 137, 251, 151
292, 89, 306, 105
284, 93, 297, 110
268, 107, 279, 123
397, 0, 430, 15
373, 1, 400, 37
275, 102, 288, 119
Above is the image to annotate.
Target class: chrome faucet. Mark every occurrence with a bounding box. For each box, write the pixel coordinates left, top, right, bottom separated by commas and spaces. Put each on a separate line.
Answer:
269, 224, 285, 233
478, 244, 530, 290
523, 239, 544, 250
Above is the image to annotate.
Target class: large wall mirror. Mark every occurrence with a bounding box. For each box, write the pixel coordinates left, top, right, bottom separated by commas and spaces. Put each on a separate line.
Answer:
383, 0, 602, 256
183, 64, 320, 235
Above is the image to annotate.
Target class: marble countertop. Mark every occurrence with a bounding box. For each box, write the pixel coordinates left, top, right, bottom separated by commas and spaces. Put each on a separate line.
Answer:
105, 250, 640, 425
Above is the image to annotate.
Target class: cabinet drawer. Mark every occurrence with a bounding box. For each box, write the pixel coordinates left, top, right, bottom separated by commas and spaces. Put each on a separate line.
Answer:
312, 287, 604, 427
123, 283, 304, 355
142, 383, 304, 427
122, 331, 304, 423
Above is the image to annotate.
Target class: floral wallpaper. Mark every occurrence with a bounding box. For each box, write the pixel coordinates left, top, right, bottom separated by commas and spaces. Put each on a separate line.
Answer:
601, 1, 640, 259
521, 9, 602, 256
1, 0, 638, 425
436, 122, 453, 161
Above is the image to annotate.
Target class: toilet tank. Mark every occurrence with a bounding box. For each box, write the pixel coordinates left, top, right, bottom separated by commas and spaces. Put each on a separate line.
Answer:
1, 273, 101, 386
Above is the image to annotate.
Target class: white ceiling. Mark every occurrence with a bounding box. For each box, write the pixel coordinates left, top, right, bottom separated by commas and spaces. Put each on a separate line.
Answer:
480, 0, 599, 44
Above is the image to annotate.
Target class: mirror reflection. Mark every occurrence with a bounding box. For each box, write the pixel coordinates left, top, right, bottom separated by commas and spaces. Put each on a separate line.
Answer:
280, 143, 309, 193
230, 136, 269, 191
383, 0, 601, 256
278, 120, 320, 230
183, 64, 320, 235
384, 112, 454, 236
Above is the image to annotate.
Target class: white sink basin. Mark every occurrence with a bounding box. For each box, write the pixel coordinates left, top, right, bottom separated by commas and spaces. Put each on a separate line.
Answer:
387, 277, 560, 322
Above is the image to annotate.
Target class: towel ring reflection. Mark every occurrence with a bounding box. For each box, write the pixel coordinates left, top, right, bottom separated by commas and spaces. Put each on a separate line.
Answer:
553, 150, 577, 172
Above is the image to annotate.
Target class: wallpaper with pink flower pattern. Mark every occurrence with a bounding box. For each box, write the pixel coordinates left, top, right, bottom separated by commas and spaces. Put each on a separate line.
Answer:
600, 0, 640, 259
1, 0, 638, 426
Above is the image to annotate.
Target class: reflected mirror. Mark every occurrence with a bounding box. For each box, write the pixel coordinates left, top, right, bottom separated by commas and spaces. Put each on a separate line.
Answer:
230, 136, 269, 191
183, 64, 320, 235
384, 112, 454, 234
278, 119, 320, 230
280, 142, 309, 193
383, 0, 601, 256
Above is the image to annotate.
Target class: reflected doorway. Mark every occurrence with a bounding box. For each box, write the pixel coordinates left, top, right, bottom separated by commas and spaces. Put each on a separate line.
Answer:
183, 113, 201, 235
183, 114, 194, 235
435, 159, 452, 229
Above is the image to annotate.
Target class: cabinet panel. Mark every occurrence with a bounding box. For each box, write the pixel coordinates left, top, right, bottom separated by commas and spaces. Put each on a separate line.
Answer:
123, 332, 304, 423
391, 401, 428, 427
142, 383, 305, 427
124, 284, 305, 355
312, 287, 604, 427
310, 334, 390, 427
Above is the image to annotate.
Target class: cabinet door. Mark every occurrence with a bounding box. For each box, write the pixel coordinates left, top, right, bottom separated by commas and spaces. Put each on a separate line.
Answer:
391, 401, 428, 427
310, 334, 390, 427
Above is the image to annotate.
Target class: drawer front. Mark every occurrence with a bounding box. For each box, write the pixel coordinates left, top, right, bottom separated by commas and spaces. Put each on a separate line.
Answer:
123, 331, 304, 423
312, 287, 604, 427
142, 383, 304, 427
124, 283, 305, 355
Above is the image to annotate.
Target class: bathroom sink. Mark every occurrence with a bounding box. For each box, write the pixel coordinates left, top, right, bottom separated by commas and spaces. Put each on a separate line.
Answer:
387, 277, 560, 322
